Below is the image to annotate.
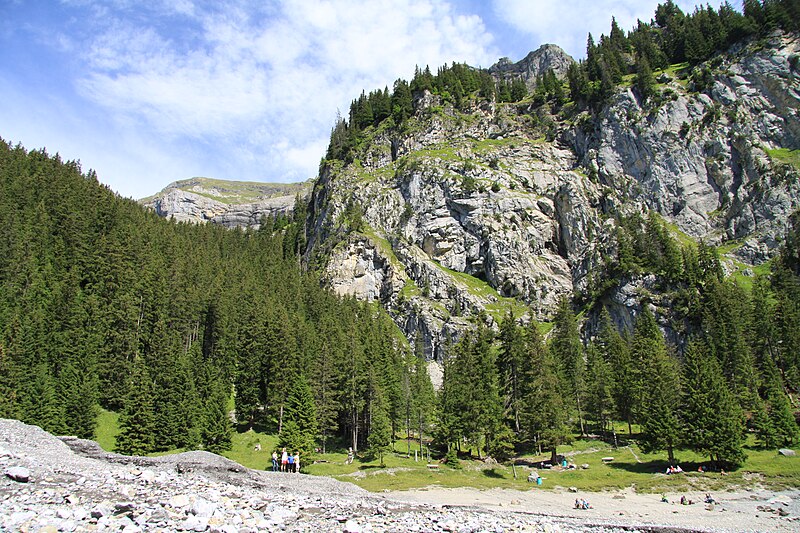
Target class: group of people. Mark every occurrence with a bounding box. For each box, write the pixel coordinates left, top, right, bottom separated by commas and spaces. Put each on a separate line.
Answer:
271, 448, 301, 473
665, 464, 684, 474
574, 498, 592, 510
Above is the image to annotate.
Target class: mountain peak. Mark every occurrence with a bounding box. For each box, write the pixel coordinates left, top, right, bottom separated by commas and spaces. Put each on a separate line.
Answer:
489, 43, 575, 90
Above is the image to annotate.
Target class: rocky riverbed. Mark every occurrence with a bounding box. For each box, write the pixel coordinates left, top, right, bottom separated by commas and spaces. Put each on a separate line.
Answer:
1, 419, 796, 532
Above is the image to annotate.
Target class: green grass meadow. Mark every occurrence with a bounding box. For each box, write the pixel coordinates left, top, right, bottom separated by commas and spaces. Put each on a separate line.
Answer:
93, 410, 799, 494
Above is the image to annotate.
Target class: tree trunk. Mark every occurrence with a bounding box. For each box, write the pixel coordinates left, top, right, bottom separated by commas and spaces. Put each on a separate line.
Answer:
550, 447, 558, 465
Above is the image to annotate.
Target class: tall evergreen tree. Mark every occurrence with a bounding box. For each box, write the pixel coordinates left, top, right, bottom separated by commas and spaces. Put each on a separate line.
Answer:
682, 341, 747, 468
279, 373, 319, 456
520, 319, 570, 463
367, 387, 393, 467
550, 296, 585, 435
115, 357, 156, 456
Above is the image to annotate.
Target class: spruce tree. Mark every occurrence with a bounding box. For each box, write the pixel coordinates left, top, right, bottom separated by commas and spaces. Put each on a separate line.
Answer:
497, 311, 524, 432
411, 342, 436, 454
0, 343, 16, 419
550, 296, 585, 435
584, 342, 616, 436
597, 308, 635, 434
201, 370, 233, 454
682, 341, 747, 468
115, 357, 156, 456
279, 374, 319, 456
520, 319, 570, 463
367, 388, 393, 467
25, 364, 63, 435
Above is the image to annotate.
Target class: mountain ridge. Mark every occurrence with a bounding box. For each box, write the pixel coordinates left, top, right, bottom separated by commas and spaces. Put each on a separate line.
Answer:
141, 176, 309, 227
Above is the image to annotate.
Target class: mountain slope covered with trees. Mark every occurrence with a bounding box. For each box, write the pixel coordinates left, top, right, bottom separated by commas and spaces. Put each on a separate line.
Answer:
1, 0, 799, 474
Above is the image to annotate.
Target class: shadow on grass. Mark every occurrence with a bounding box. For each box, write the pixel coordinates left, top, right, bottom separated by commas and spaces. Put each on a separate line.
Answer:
235, 421, 274, 434
606, 459, 720, 475
482, 468, 505, 479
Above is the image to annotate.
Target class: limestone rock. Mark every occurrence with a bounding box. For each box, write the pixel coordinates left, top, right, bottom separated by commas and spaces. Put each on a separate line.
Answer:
489, 44, 575, 92
5, 466, 30, 482
140, 177, 309, 228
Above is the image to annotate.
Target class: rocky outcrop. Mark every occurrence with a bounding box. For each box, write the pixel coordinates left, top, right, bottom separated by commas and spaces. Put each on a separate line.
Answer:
307, 34, 800, 358
489, 44, 575, 91
141, 177, 308, 228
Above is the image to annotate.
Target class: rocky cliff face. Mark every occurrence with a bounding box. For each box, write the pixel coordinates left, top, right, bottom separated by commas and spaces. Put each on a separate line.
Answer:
307, 33, 800, 358
571, 33, 800, 265
489, 44, 575, 91
141, 177, 308, 228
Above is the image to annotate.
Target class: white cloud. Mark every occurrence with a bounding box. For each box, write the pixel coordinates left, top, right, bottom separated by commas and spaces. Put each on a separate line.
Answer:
63, 0, 499, 194
491, 0, 724, 59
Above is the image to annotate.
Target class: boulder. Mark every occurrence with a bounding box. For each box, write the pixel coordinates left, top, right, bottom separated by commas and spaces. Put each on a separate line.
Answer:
4, 466, 30, 483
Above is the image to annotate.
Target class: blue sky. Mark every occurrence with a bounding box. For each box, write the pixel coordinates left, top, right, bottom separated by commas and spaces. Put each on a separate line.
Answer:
0, 0, 721, 198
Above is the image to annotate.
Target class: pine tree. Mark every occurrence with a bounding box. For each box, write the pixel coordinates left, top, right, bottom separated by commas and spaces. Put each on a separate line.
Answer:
115, 357, 156, 456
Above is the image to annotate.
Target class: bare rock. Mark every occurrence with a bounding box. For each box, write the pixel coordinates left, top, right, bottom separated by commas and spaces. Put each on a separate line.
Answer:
5, 466, 30, 482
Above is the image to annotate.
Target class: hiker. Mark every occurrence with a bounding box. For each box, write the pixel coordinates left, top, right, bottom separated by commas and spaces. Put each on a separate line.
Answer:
704, 493, 716, 504
281, 448, 288, 472
661, 494, 669, 503
271, 451, 279, 472
294, 451, 300, 473
287, 451, 295, 472
346, 447, 354, 465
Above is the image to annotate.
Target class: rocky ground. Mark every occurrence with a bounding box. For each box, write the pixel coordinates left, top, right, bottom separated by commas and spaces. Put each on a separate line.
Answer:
1, 419, 796, 532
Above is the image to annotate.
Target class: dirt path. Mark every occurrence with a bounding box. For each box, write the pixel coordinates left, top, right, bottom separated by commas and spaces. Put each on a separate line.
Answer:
387, 485, 800, 532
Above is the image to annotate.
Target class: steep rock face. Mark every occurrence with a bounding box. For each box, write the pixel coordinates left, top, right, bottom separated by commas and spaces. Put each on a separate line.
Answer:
307, 95, 607, 358
489, 44, 575, 91
308, 35, 800, 357
571, 33, 800, 264
141, 177, 308, 228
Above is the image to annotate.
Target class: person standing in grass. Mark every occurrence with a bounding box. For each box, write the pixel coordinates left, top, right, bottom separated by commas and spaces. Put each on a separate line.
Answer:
281, 448, 288, 472
294, 451, 300, 473
287, 451, 295, 472
271, 451, 278, 472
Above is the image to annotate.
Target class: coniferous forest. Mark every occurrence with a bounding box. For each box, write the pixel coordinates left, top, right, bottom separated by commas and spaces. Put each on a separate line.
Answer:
1, 0, 799, 473
0, 140, 418, 458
